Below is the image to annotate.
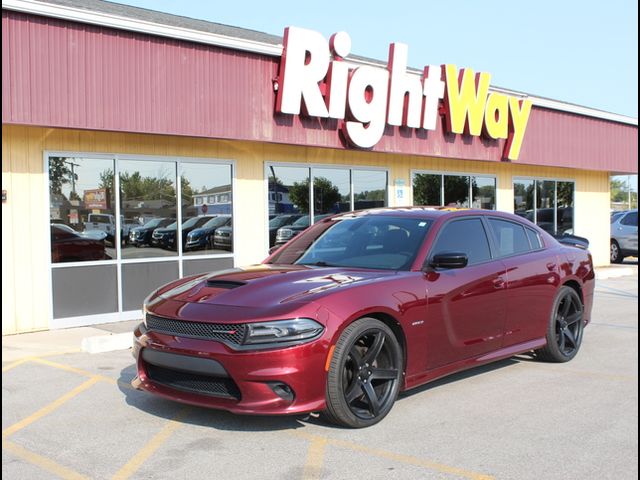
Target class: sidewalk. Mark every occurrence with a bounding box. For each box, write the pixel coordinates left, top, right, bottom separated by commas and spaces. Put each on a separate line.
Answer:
2, 320, 140, 363
2, 263, 637, 363
595, 261, 638, 279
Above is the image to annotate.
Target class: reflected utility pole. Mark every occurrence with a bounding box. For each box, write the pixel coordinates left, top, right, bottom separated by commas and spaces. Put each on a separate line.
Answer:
269, 165, 279, 213
65, 159, 80, 197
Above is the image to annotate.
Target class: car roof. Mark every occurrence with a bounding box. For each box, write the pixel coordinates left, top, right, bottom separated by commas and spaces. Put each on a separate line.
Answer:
328, 207, 505, 221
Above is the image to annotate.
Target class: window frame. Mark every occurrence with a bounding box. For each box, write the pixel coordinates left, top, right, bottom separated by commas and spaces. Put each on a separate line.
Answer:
512, 177, 576, 235
44, 151, 236, 328
410, 169, 497, 210
264, 162, 389, 255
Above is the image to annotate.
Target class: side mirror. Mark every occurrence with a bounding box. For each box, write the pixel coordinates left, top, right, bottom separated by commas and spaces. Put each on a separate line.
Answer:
428, 252, 468, 270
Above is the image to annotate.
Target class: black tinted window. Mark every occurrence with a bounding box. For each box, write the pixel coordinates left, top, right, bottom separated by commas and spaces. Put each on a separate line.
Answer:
526, 228, 543, 250
431, 218, 491, 265
621, 212, 638, 226
488, 219, 530, 256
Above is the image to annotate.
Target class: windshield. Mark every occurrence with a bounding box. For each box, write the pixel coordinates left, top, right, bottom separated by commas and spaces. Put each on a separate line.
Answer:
269, 216, 294, 228
181, 217, 203, 229
269, 215, 433, 271
142, 218, 164, 229
611, 212, 624, 223
203, 216, 229, 228
291, 215, 310, 227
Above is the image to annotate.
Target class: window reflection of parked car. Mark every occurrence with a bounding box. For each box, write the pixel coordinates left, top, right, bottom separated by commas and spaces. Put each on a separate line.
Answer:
152, 216, 214, 250
275, 214, 331, 245
51, 224, 108, 262
610, 209, 638, 263
185, 215, 232, 251
269, 214, 303, 247
213, 224, 233, 250
129, 218, 174, 247
85, 213, 133, 246
515, 207, 573, 235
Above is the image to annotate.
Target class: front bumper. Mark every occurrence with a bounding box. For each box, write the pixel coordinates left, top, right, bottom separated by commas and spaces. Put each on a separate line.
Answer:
131, 322, 328, 415
185, 238, 207, 250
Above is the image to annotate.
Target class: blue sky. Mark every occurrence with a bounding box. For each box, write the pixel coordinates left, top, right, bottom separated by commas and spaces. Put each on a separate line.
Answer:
113, 0, 638, 190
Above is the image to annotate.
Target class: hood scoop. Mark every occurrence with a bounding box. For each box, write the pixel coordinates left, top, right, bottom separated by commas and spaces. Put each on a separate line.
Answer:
206, 279, 245, 289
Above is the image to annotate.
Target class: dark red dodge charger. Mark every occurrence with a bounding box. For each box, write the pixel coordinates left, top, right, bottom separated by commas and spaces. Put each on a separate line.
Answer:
132, 208, 594, 428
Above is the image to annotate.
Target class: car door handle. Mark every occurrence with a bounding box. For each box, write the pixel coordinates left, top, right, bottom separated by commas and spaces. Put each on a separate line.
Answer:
492, 277, 505, 289
546, 262, 557, 271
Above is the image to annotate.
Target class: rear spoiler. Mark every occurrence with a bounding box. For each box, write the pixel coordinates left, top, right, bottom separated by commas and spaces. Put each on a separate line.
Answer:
554, 233, 589, 250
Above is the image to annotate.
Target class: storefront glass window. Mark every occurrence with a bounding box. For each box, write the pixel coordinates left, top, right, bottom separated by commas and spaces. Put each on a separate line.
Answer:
472, 176, 496, 210
444, 175, 470, 207
181, 163, 233, 255
537, 180, 556, 234
412, 173, 441, 206
353, 170, 387, 210
49, 156, 115, 263
557, 181, 574, 234
514, 179, 535, 221
120, 160, 178, 258
313, 168, 351, 217
268, 166, 310, 215
514, 178, 575, 235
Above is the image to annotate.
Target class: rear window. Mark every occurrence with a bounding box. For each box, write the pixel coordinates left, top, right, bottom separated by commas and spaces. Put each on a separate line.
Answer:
488, 218, 530, 257
89, 215, 111, 224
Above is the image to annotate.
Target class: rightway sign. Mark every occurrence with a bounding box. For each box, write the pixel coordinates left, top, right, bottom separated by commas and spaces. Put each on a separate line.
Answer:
275, 27, 532, 160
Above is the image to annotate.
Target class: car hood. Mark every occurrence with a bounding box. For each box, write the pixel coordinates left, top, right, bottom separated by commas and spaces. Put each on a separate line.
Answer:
188, 227, 208, 236
155, 264, 397, 308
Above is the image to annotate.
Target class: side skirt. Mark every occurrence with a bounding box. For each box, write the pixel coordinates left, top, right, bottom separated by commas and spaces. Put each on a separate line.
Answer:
403, 338, 546, 391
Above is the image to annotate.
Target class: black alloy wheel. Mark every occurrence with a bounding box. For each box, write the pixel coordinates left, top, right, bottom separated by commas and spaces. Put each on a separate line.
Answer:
536, 286, 584, 362
325, 318, 403, 428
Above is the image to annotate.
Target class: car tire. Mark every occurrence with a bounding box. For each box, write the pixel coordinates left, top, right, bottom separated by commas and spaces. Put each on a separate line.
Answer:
535, 286, 584, 363
324, 317, 403, 428
610, 240, 623, 263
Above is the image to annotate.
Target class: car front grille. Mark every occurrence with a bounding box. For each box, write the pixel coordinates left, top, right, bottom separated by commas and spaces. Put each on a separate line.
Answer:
145, 364, 241, 400
146, 314, 246, 345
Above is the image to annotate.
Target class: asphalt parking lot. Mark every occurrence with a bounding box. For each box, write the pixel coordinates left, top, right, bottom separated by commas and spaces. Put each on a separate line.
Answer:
3, 274, 638, 480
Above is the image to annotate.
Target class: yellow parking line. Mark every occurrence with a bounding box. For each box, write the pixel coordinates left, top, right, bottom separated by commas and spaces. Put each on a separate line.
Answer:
3, 440, 88, 480
29, 357, 137, 391
2, 358, 29, 373
302, 436, 327, 480
293, 432, 494, 480
2, 349, 82, 365
111, 408, 189, 480
30, 357, 100, 379
2, 377, 100, 439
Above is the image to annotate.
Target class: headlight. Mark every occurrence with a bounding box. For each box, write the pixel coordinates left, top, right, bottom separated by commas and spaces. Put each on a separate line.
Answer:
244, 318, 324, 345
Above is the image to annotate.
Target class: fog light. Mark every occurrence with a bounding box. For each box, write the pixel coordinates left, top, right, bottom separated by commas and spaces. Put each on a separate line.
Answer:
268, 382, 295, 403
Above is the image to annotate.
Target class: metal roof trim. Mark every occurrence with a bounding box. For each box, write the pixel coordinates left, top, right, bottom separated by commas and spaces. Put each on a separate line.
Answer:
3, 0, 638, 127
2, 0, 285, 56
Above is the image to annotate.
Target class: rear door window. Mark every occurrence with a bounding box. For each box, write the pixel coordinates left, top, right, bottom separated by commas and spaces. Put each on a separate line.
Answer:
431, 218, 491, 265
621, 212, 638, 227
525, 228, 543, 250
488, 218, 531, 257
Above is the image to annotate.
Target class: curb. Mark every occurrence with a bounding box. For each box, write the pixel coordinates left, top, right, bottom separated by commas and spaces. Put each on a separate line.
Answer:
81, 332, 132, 354
595, 267, 636, 280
